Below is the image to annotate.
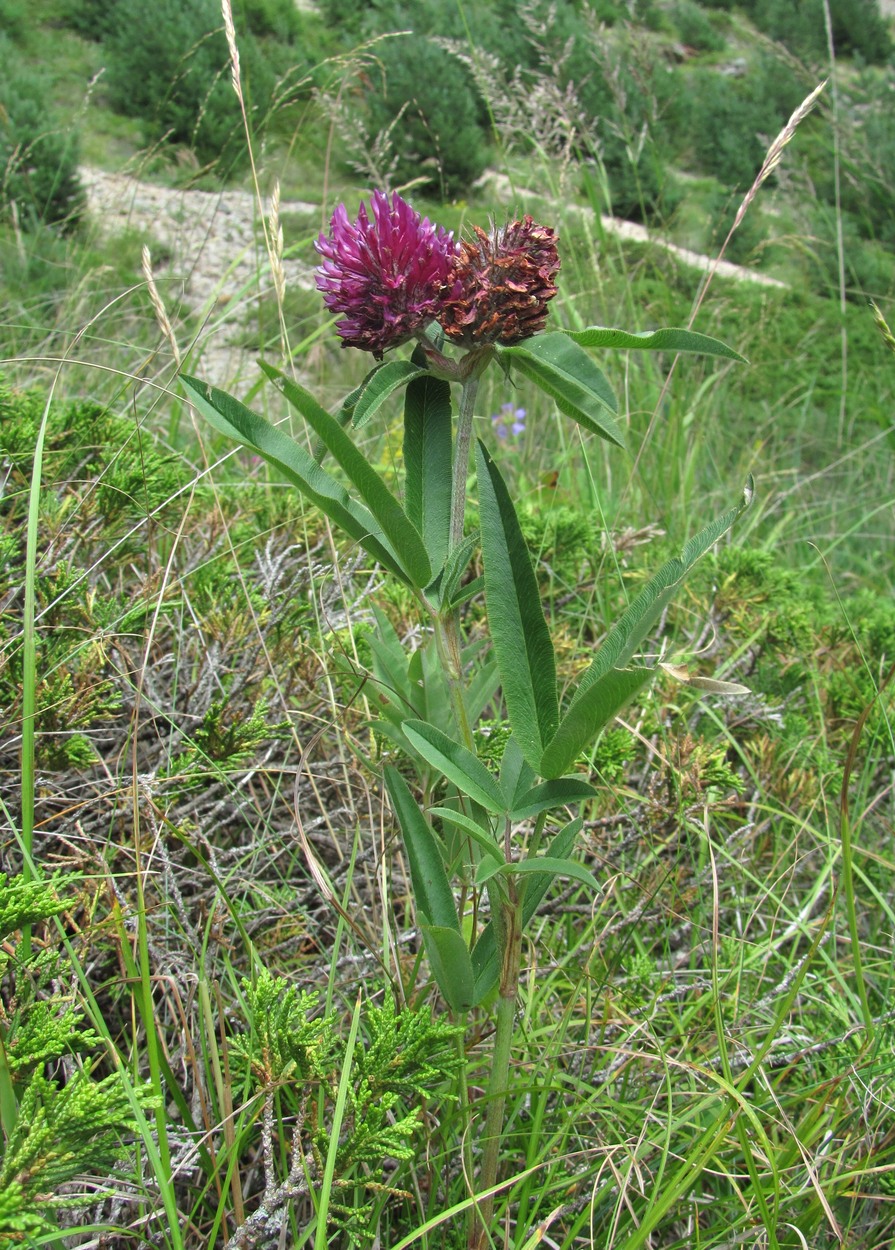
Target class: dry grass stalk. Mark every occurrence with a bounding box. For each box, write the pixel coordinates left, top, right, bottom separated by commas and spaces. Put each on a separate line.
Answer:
686, 79, 826, 331
268, 180, 286, 308
731, 79, 827, 234
221, 0, 242, 100
141, 244, 181, 368
871, 301, 895, 356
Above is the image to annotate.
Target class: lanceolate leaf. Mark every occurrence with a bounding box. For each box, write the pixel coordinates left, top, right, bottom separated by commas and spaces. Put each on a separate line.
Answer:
466, 656, 500, 724
258, 363, 431, 588
404, 373, 453, 574
509, 777, 598, 820
566, 326, 747, 363
499, 736, 536, 811
339, 366, 381, 423
470, 817, 582, 1003
476, 856, 600, 892
449, 574, 485, 609
420, 924, 475, 1013
368, 606, 416, 715
429, 529, 479, 608
570, 485, 752, 706
498, 332, 625, 448
354, 359, 426, 429
476, 440, 558, 771
384, 766, 457, 932
538, 483, 752, 778
428, 807, 503, 865
402, 720, 507, 814
538, 666, 653, 779
180, 375, 409, 584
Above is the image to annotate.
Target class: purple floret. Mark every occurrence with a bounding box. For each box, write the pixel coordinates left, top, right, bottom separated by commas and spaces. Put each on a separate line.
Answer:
315, 191, 456, 359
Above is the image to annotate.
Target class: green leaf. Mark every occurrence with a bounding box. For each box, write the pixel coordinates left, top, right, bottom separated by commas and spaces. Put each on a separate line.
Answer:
476, 441, 558, 771
384, 766, 458, 932
509, 777, 598, 820
470, 817, 582, 1003
340, 366, 382, 423
466, 657, 500, 724
538, 666, 653, 779
571, 484, 752, 701
402, 720, 507, 814
407, 641, 452, 733
428, 807, 504, 865
566, 325, 747, 364
258, 363, 431, 588
538, 483, 752, 778
367, 607, 417, 720
354, 359, 426, 429
420, 924, 475, 1013
499, 736, 536, 810
404, 372, 453, 574
429, 529, 478, 608
180, 375, 409, 584
498, 332, 625, 448
477, 855, 600, 892
449, 573, 484, 609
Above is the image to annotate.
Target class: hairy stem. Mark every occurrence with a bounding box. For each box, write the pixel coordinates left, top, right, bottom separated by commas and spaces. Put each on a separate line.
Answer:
469, 894, 522, 1250
434, 613, 475, 751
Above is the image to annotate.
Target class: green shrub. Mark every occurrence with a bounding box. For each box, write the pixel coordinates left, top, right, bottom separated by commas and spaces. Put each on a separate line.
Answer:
747, 0, 891, 63
0, 46, 84, 231
671, 0, 727, 52
689, 0, 891, 60
58, 0, 113, 40
232, 0, 303, 38
361, 34, 489, 199
62, 0, 304, 42
686, 56, 805, 189
102, 0, 279, 171
0, 0, 27, 41
836, 75, 895, 250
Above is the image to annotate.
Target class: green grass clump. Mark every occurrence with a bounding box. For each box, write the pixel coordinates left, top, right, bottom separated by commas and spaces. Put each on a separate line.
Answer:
0, 38, 84, 231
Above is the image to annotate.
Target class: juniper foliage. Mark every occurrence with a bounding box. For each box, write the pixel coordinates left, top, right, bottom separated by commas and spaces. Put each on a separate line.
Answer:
0, 872, 154, 1241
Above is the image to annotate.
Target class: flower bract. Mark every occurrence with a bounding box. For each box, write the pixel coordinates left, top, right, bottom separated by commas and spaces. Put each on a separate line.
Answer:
315, 191, 456, 358
440, 216, 560, 348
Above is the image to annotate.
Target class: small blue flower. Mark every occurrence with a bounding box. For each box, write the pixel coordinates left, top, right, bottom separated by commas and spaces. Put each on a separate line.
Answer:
491, 403, 526, 439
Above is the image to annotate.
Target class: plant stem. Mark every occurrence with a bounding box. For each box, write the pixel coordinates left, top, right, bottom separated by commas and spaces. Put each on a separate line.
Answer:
434, 613, 475, 751
469, 894, 522, 1250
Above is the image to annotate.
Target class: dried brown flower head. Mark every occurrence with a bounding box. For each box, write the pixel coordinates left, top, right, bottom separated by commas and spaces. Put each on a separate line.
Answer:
440, 216, 560, 348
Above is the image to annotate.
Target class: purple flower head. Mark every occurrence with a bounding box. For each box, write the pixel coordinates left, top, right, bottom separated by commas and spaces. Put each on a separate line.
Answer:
491, 403, 527, 439
315, 191, 456, 359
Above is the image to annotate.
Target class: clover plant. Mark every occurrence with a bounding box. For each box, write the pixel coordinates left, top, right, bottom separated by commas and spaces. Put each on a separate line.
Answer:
181, 190, 749, 1247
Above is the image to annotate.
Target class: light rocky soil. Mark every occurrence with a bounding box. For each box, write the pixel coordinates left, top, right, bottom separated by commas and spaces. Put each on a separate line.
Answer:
82, 166, 318, 387
83, 165, 785, 386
